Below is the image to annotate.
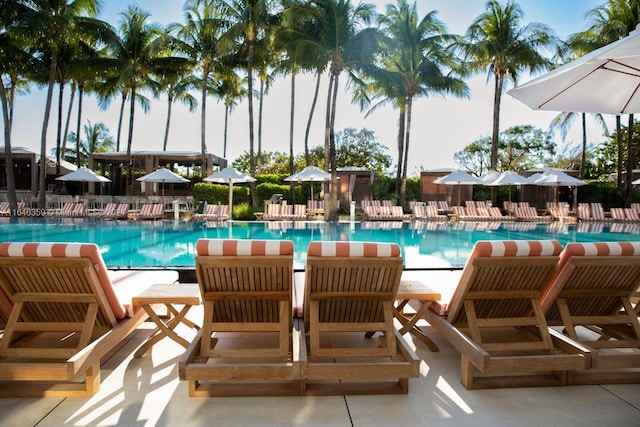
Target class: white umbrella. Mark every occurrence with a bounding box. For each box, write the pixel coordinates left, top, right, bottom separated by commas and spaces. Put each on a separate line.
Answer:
433, 170, 482, 206
137, 167, 190, 202
486, 170, 528, 202
204, 167, 256, 208
56, 166, 111, 183
56, 166, 111, 196
508, 25, 640, 114
480, 169, 500, 184
284, 165, 330, 201
632, 178, 640, 185
532, 170, 586, 207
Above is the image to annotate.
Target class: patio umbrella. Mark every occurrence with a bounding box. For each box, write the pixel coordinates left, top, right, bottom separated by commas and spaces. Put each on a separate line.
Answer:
283, 165, 330, 201
480, 169, 500, 184
137, 167, 190, 203
507, 26, 640, 114
433, 170, 482, 206
56, 166, 111, 196
486, 170, 528, 202
204, 167, 256, 208
532, 170, 586, 207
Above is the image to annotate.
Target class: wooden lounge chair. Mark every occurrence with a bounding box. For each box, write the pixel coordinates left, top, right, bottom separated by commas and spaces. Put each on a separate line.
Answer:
299, 241, 420, 395
422, 240, 590, 389
193, 204, 230, 221
541, 242, 640, 384
414, 204, 448, 221
179, 239, 302, 397
515, 206, 552, 222
0, 242, 178, 397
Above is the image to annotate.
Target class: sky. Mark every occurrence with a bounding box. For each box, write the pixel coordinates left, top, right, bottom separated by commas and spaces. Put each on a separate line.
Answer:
4, 0, 610, 176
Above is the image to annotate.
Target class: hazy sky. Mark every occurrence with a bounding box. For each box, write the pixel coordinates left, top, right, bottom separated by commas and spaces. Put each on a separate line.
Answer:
5, 0, 610, 175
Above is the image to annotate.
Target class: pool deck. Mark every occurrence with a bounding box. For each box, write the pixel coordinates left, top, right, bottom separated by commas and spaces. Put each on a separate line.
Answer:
1, 270, 639, 426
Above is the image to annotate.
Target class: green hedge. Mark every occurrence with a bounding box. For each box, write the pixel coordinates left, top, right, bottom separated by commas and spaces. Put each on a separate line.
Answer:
193, 182, 251, 215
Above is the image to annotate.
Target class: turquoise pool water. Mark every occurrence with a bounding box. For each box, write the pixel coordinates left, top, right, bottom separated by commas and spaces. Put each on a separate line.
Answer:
0, 218, 638, 269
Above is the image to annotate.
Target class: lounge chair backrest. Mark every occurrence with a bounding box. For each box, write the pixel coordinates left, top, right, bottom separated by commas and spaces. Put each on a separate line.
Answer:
542, 242, 640, 319
0, 242, 132, 325
304, 241, 403, 327
195, 239, 294, 324
446, 240, 562, 323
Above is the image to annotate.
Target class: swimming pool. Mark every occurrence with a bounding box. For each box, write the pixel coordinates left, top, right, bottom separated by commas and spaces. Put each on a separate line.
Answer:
0, 218, 637, 269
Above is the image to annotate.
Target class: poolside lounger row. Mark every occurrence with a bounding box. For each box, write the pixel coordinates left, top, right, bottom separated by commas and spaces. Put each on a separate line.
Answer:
192, 204, 230, 221
1, 238, 639, 397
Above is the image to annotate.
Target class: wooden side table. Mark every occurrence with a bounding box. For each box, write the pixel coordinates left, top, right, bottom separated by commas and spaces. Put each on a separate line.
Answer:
133, 283, 201, 358
394, 280, 442, 352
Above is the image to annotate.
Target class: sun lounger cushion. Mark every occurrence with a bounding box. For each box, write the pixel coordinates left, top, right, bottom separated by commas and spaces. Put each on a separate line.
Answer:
435, 240, 563, 317
306, 241, 401, 257
196, 239, 294, 256
0, 242, 172, 319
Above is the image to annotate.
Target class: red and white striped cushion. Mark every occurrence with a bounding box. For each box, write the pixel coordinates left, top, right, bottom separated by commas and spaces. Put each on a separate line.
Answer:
557, 242, 640, 272
307, 241, 401, 258
196, 239, 294, 256
469, 240, 562, 258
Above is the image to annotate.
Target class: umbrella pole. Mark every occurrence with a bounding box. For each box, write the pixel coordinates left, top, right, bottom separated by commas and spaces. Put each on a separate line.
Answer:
228, 180, 233, 209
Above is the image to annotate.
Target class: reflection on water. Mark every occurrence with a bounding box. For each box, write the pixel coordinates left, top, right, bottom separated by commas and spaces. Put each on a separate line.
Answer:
0, 217, 637, 269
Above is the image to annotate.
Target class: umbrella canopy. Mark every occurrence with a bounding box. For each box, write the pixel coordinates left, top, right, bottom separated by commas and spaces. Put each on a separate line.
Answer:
479, 169, 500, 184
204, 167, 256, 208
532, 170, 586, 187
137, 167, 189, 201
508, 26, 640, 114
284, 166, 330, 201
632, 178, 640, 185
434, 170, 481, 206
56, 166, 111, 183
486, 171, 528, 203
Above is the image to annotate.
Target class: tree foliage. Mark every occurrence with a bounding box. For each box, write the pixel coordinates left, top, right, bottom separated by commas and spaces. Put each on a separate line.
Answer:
454, 125, 556, 175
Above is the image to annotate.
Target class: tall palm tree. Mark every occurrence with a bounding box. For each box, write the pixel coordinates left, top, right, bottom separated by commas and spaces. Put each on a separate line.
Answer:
285, 0, 378, 220
462, 0, 556, 191
571, 0, 640, 204
0, 2, 31, 214
220, 0, 281, 206
16, 0, 108, 209
170, 0, 225, 176
150, 59, 197, 151
375, 0, 469, 206
213, 70, 247, 158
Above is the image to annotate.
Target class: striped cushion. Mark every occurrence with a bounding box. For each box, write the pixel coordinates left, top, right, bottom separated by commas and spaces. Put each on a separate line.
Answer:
469, 240, 562, 258
557, 242, 640, 272
196, 239, 294, 256
0, 242, 128, 319
307, 241, 401, 258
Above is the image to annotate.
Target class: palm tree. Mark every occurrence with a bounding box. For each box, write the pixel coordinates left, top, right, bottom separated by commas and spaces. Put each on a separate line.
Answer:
0, 2, 31, 214
64, 120, 114, 165
375, 0, 469, 206
150, 59, 197, 151
213, 70, 247, 158
285, 0, 378, 220
220, 0, 281, 206
170, 0, 226, 175
570, 0, 640, 203
462, 0, 556, 191
16, 0, 108, 209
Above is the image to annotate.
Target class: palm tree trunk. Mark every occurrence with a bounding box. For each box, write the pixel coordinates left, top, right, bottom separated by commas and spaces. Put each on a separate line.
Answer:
257, 77, 264, 171
490, 73, 504, 204
626, 114, 634, 205
116, 91, 127, 152
289, 72, 296, 204
56, 83, 64, 174
223, 103, 229, 158
400, 95, 413, 207
39, 53, 58, 209
247, 43, 257, 207
163, 95, 173, 151
0, 78, 17, 213
617, 115, 622, 202
327, 72, 340, 222
304, 71, 321, 166
395, 105, 405, 196
200, 72, 208, 176
324, 74, 334, 169
75, 84, 84, 167
61, 83, 76, 161
580, 112, 586, 179
126, 84, 136, 196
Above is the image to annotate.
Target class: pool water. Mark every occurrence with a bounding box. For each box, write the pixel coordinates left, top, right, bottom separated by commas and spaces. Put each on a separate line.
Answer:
0, 218, 637, 270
